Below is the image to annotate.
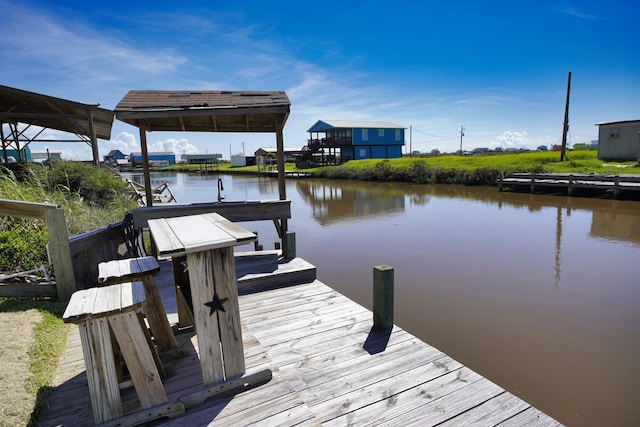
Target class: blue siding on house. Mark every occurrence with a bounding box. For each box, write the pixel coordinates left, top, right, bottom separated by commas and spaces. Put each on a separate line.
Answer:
3, 147, 32, 161
349, 144, 403, 160
307, 120, 406, 161
129, 152, 176, 166
353, 128, 402, 146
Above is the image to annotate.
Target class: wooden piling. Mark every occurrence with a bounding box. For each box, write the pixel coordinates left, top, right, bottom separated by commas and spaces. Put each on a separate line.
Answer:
373, 265, 394, 329
284, 231, 296, 259
568, 174, 574, 196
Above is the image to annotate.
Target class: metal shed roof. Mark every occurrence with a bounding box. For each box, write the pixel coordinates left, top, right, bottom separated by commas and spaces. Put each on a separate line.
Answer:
307, 120, 405, 132
114, 90, 290, 132
594, 119, 640, 127
114, 89, 291, 211
0, 85, 115, 140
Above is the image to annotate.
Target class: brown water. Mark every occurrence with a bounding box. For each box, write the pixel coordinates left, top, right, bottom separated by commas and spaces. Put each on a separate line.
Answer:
143, 172, 640, 426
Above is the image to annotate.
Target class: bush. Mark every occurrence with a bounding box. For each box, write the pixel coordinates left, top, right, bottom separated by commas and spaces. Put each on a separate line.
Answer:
0, 162, 137, 272
46, 161, 130, 208
0, 219, 48, 271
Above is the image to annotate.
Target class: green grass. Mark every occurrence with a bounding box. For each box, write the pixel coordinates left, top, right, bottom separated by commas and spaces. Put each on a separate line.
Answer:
163, 150, 639, 182
316, 150, 639, 174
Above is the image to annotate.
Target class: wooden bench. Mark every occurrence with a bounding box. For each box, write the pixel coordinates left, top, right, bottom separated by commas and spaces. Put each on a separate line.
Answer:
98, 256, 177, 350
62, 282, 168, 424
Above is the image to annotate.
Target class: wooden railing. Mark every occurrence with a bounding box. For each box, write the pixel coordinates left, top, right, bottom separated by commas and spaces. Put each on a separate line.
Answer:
1, 199, 293, 300
131, 200, 291, 227
0, 199, 75, 301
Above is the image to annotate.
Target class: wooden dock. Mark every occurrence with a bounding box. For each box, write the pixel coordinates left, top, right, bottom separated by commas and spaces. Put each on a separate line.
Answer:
499, 172, 640, 198
38, 255, 562, 426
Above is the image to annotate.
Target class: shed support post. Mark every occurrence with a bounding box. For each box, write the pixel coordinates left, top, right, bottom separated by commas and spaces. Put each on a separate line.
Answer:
138, 123, 153, 207
275, 120, 288, 255
88, 109, 100, 167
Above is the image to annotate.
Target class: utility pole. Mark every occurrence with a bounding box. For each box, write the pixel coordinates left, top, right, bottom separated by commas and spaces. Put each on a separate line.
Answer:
560, 71, 571, 162
409, 125, 412, 157
459, 126, 465, 155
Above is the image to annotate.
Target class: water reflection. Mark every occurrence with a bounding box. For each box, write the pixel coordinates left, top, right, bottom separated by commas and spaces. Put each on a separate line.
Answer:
296, 178, 640, 246
296, 180, 406, 225
591, 208, 640, 245
126, 172, 640, 425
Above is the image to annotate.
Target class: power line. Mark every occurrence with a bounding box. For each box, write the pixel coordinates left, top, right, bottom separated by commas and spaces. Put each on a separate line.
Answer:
411, 126, 458, 139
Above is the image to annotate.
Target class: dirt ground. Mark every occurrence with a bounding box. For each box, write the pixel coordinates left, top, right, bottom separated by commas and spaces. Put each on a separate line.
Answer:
0, 309, 42, 427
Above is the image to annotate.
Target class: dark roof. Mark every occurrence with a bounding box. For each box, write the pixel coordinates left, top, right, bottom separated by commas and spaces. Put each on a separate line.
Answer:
0, 85, 114, 140
114, 90, 290, 133
308, 119, 405, 133
594, 119, 640, 126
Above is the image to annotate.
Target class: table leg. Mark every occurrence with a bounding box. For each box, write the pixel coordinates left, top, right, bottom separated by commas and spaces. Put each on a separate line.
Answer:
172, 256, 194, 328
187, 246, 245, 385
212, 246, 245, 378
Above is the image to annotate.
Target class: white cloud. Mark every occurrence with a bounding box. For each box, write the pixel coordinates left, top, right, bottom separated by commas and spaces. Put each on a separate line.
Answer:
148, 138, 199, 157
98, 132, 140, 158
490, 130, 556, 150
492, 131, 530, 148
99, 133, 199, 158
59, 146, 93, 161
553, 7, 598, 20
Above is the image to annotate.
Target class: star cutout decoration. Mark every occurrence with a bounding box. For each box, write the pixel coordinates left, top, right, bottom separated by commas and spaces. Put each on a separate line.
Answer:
204, 294, 228, 315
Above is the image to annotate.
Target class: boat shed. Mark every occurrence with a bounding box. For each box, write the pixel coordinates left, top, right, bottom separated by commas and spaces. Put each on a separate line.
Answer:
0, 85, 115, 165
115, 90, 290, 202
114, 89, 291, 248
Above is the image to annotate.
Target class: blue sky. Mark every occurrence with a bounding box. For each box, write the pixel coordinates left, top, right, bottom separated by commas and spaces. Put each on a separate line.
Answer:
2, 0, 639, 159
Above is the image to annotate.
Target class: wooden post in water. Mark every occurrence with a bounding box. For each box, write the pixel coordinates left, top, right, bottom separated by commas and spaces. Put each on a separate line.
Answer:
568, 174, 574, 196
284, 231, 296, 259
373, 265, 394, 330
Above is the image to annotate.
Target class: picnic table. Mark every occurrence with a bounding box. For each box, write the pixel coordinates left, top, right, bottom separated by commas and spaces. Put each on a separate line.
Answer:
147, 213, 256, 385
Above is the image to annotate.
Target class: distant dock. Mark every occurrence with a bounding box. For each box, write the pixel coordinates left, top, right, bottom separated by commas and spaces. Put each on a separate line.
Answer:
499, 173, 640, 198
259, 169, 313, 178
39, 256, 562, 426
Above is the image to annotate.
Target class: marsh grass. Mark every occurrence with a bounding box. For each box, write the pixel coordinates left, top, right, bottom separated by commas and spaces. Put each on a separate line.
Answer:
312, 151, 639, 183
0, 162, 138, 271
164, 150, 638, 182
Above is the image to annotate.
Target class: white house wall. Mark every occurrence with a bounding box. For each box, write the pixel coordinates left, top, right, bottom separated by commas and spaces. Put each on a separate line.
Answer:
597, 121, 640, 161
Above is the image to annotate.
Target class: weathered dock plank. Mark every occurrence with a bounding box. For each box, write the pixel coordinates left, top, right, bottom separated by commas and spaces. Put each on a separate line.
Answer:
38, 256, 562, 426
